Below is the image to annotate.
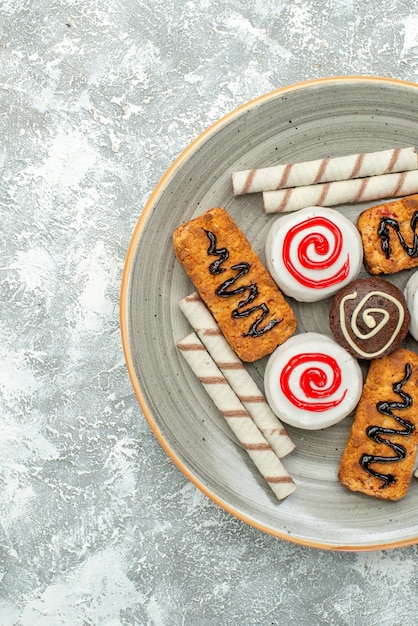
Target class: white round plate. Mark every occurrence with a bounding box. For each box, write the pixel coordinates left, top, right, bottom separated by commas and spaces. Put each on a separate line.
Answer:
121, 77, 418, 550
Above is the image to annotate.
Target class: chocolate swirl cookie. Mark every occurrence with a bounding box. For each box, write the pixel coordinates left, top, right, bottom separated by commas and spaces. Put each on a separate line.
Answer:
329, 277, 410, 360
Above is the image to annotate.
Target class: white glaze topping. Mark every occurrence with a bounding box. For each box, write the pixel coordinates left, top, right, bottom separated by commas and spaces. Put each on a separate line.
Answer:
265, 206, 363, 302
264, 333, 363, 430
405, 270, 418, 342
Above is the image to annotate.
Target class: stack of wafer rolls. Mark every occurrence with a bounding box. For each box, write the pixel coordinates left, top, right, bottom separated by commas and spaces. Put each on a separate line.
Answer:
231, 146, 418, 213
179, 292, 295, 459
177, 332, 296, 500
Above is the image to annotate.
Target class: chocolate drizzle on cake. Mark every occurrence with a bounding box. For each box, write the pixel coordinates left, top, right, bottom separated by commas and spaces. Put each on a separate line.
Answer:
378, 210, 418, 259
205, 229, 282, 338
360, 363, 414, 489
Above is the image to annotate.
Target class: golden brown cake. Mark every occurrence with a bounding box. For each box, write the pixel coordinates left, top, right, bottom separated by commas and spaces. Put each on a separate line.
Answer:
173, 207, 297, 362
338, 348, 418, 500
357, 194, 418, 275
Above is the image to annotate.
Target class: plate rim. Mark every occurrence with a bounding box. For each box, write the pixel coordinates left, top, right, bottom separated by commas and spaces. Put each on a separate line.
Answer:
120, 75, 418, 551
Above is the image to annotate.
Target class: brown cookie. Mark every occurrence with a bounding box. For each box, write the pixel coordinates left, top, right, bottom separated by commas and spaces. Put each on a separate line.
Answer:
329, 277, 410, 360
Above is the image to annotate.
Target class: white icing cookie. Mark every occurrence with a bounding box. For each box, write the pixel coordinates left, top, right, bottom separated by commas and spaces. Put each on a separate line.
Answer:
404, 270, 418, 341
265, 206, 363, 302
264, 332, 363, 430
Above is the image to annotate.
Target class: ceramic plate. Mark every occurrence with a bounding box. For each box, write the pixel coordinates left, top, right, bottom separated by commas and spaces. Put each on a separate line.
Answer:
120, 77, 418, 550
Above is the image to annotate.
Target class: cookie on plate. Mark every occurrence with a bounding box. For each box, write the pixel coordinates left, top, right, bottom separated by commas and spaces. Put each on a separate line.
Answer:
265, 206, 363, 302
338, 348, 418, 501
357, 194, 418, 275
329, 277, 410, 360
264, 332, 363, 430
173, 207, 297, 362
404, 270, 418, 342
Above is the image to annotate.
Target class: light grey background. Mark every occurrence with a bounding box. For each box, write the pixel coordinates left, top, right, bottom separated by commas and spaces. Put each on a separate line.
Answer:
1, 1, 418, 624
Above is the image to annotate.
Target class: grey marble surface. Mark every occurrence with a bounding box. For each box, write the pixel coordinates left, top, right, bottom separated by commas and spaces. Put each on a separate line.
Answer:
2, 1, 418, 624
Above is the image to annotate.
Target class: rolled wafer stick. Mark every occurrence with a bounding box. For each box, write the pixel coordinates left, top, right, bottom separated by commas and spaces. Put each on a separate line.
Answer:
263, 169, 418, 213
232, 147, 418, 195
179, 292, 295, 458
177, 332, 296, 500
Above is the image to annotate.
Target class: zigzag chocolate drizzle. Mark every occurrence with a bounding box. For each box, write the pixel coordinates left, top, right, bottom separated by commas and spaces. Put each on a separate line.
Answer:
378, 210, 418, 259
360, 363, 414, 489
205, 229, 282, 338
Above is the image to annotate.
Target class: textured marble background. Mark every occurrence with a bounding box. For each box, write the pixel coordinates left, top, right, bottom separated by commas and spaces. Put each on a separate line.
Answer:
2, 1, 418, 624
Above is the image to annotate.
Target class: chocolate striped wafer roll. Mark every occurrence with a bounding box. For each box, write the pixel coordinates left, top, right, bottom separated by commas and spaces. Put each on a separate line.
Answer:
232, 147, 418, 195
177, 332, 296, 500
263, 169, 418, 213
179, 292, 295, 458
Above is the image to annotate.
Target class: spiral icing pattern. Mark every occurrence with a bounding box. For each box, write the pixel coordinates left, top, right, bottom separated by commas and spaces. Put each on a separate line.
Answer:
280, 352, 346, 412
283, 216, 348, 288
266, 207, 363, 302
264, 333, 363, 430
330, 277, 410, 360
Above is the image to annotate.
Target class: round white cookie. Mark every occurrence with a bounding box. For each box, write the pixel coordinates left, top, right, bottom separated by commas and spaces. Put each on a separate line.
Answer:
264, 332, 363, 430
404, 270, 418, 341
265, 206, 363, 302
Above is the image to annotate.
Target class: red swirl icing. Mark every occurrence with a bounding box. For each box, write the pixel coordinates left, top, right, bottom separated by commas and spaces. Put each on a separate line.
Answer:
282, 216, 350, 289
279, 352, 347, 411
